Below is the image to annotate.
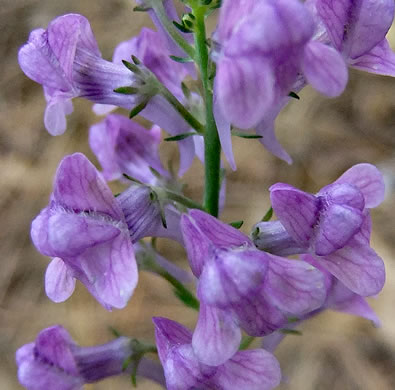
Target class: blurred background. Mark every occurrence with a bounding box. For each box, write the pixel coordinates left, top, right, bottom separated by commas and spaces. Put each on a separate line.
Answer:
1, 0, 395, 388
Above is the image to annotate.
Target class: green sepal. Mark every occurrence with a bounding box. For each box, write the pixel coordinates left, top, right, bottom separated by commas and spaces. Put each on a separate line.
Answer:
261, 206, 273, 222
122, 173, 144, 185
122, 59, 141, 74
230, 220, 244, 229
231, 130, 263, 139
113, 86, 140, 95
173, 20, 192, 33
173, 287, 200, 310
170, 55, 194, 63
280, 329, 303, 336
164, 132, 197, 141
289, 91, 300, 100
129, 101, 148, 119
133, 6, 150, 12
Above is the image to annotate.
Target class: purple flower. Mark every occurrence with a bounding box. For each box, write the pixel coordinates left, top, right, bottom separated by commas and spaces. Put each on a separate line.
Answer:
116, 184, 184, 244
263, 253, 380, 352
307, 0, 395, 76
258, 163, 386, 296
153, 317, 281, 390
181, 209, 326, 364
16, 325, 165, 390
18, 14, 142, 135
212, 0, 347, 167
31, 153, 138, 309
89, 113, 168, 184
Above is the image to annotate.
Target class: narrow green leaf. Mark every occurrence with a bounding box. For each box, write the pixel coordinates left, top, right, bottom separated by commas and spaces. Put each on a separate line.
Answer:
129, 101, 148, 119
289, 91, 300, 100
231, 130, 263, 139
230, 220, 244, 229
173, 20, 192, 33
122, 59, 141, 74
173, 288, 200, 310
280, 329, 303, 336
181, 82, 191, 99
133, 6, 149, 12
164, 132, 197, 141
122, 173, 143, 185
131, 55, 141, 65
169, 55, 194, 63
108, 326, 122, 338
113, 86, 139, 95
261, 206, 273, 222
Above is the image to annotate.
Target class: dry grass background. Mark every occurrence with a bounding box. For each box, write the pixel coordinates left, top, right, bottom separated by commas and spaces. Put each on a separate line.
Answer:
1, 1, 395, 389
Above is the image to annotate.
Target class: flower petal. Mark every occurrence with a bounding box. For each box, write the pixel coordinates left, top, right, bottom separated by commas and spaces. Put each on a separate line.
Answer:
316, 0, 394, 58
333, 163, 385, 208
264, 254, 326, 315
45, 257, 76, 303
302, 41, 348, 97
192, 304, 241, 366
217, 349, 281, 390
270, 183, 319, 245
315, 231, 385, 296
153, 317, 192, 365
53, 153, 124, 220
351, 39, 395, 76
198, 248, 267, 309
215, 56, 274, 129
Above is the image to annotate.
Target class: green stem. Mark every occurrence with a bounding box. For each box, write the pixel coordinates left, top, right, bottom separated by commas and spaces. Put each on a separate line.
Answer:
160, 85, 205, 133
150, 0, 195, 59
239, 335, 255, 350
193, 6, 221, 217
155, 187, 206, 211
158, 270, 200, 311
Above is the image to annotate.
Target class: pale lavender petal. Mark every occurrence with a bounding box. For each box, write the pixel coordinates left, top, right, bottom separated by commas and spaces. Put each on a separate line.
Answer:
187, 210, 252, 248
234, 291, 288, 336
31, 209, 120, 258
327, 279, 381, 326
153, 317, 192, 365
45, 257, 76, 303
315, 231, 385, 296
261, 331, 288, 353
269, 183, 319, 245
192, 304, 241, 366
17, 342, 82, 390
92, 103, 116, 115
302, 41, 348, 97
53, 153, 124, 220
256, 117, 292, 164
76, 232, 138, 309
47, 14, 99, 81
216, 349, 281, 390
264, 254, 326, 315
44, 95, 74, 136
351, 39, 395, 76
198, 248, 267, 309
316, 0, 394, 58
18, 28, 72, 91
213, 88, 236, 170
314, 204, 364, 256
215, 56, 274, 129
333, 163, 385, 208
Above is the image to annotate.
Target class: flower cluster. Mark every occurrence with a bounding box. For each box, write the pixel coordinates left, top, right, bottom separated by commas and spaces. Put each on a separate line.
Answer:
16, 0, 393, 389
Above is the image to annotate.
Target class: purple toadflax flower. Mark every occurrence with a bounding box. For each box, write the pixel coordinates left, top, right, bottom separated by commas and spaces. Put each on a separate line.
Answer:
262, 253, 381, 352
306, 0, 395, 77
16, 325, 165, 390
18, 15, 198, 172
253, 163, 386, 297
31, 153, 138, 309
89, 113, 168, 184
108, 27, 202, 176
212, 0, 348, 168
153, 317, 281, 390
181, 209, 326, 365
